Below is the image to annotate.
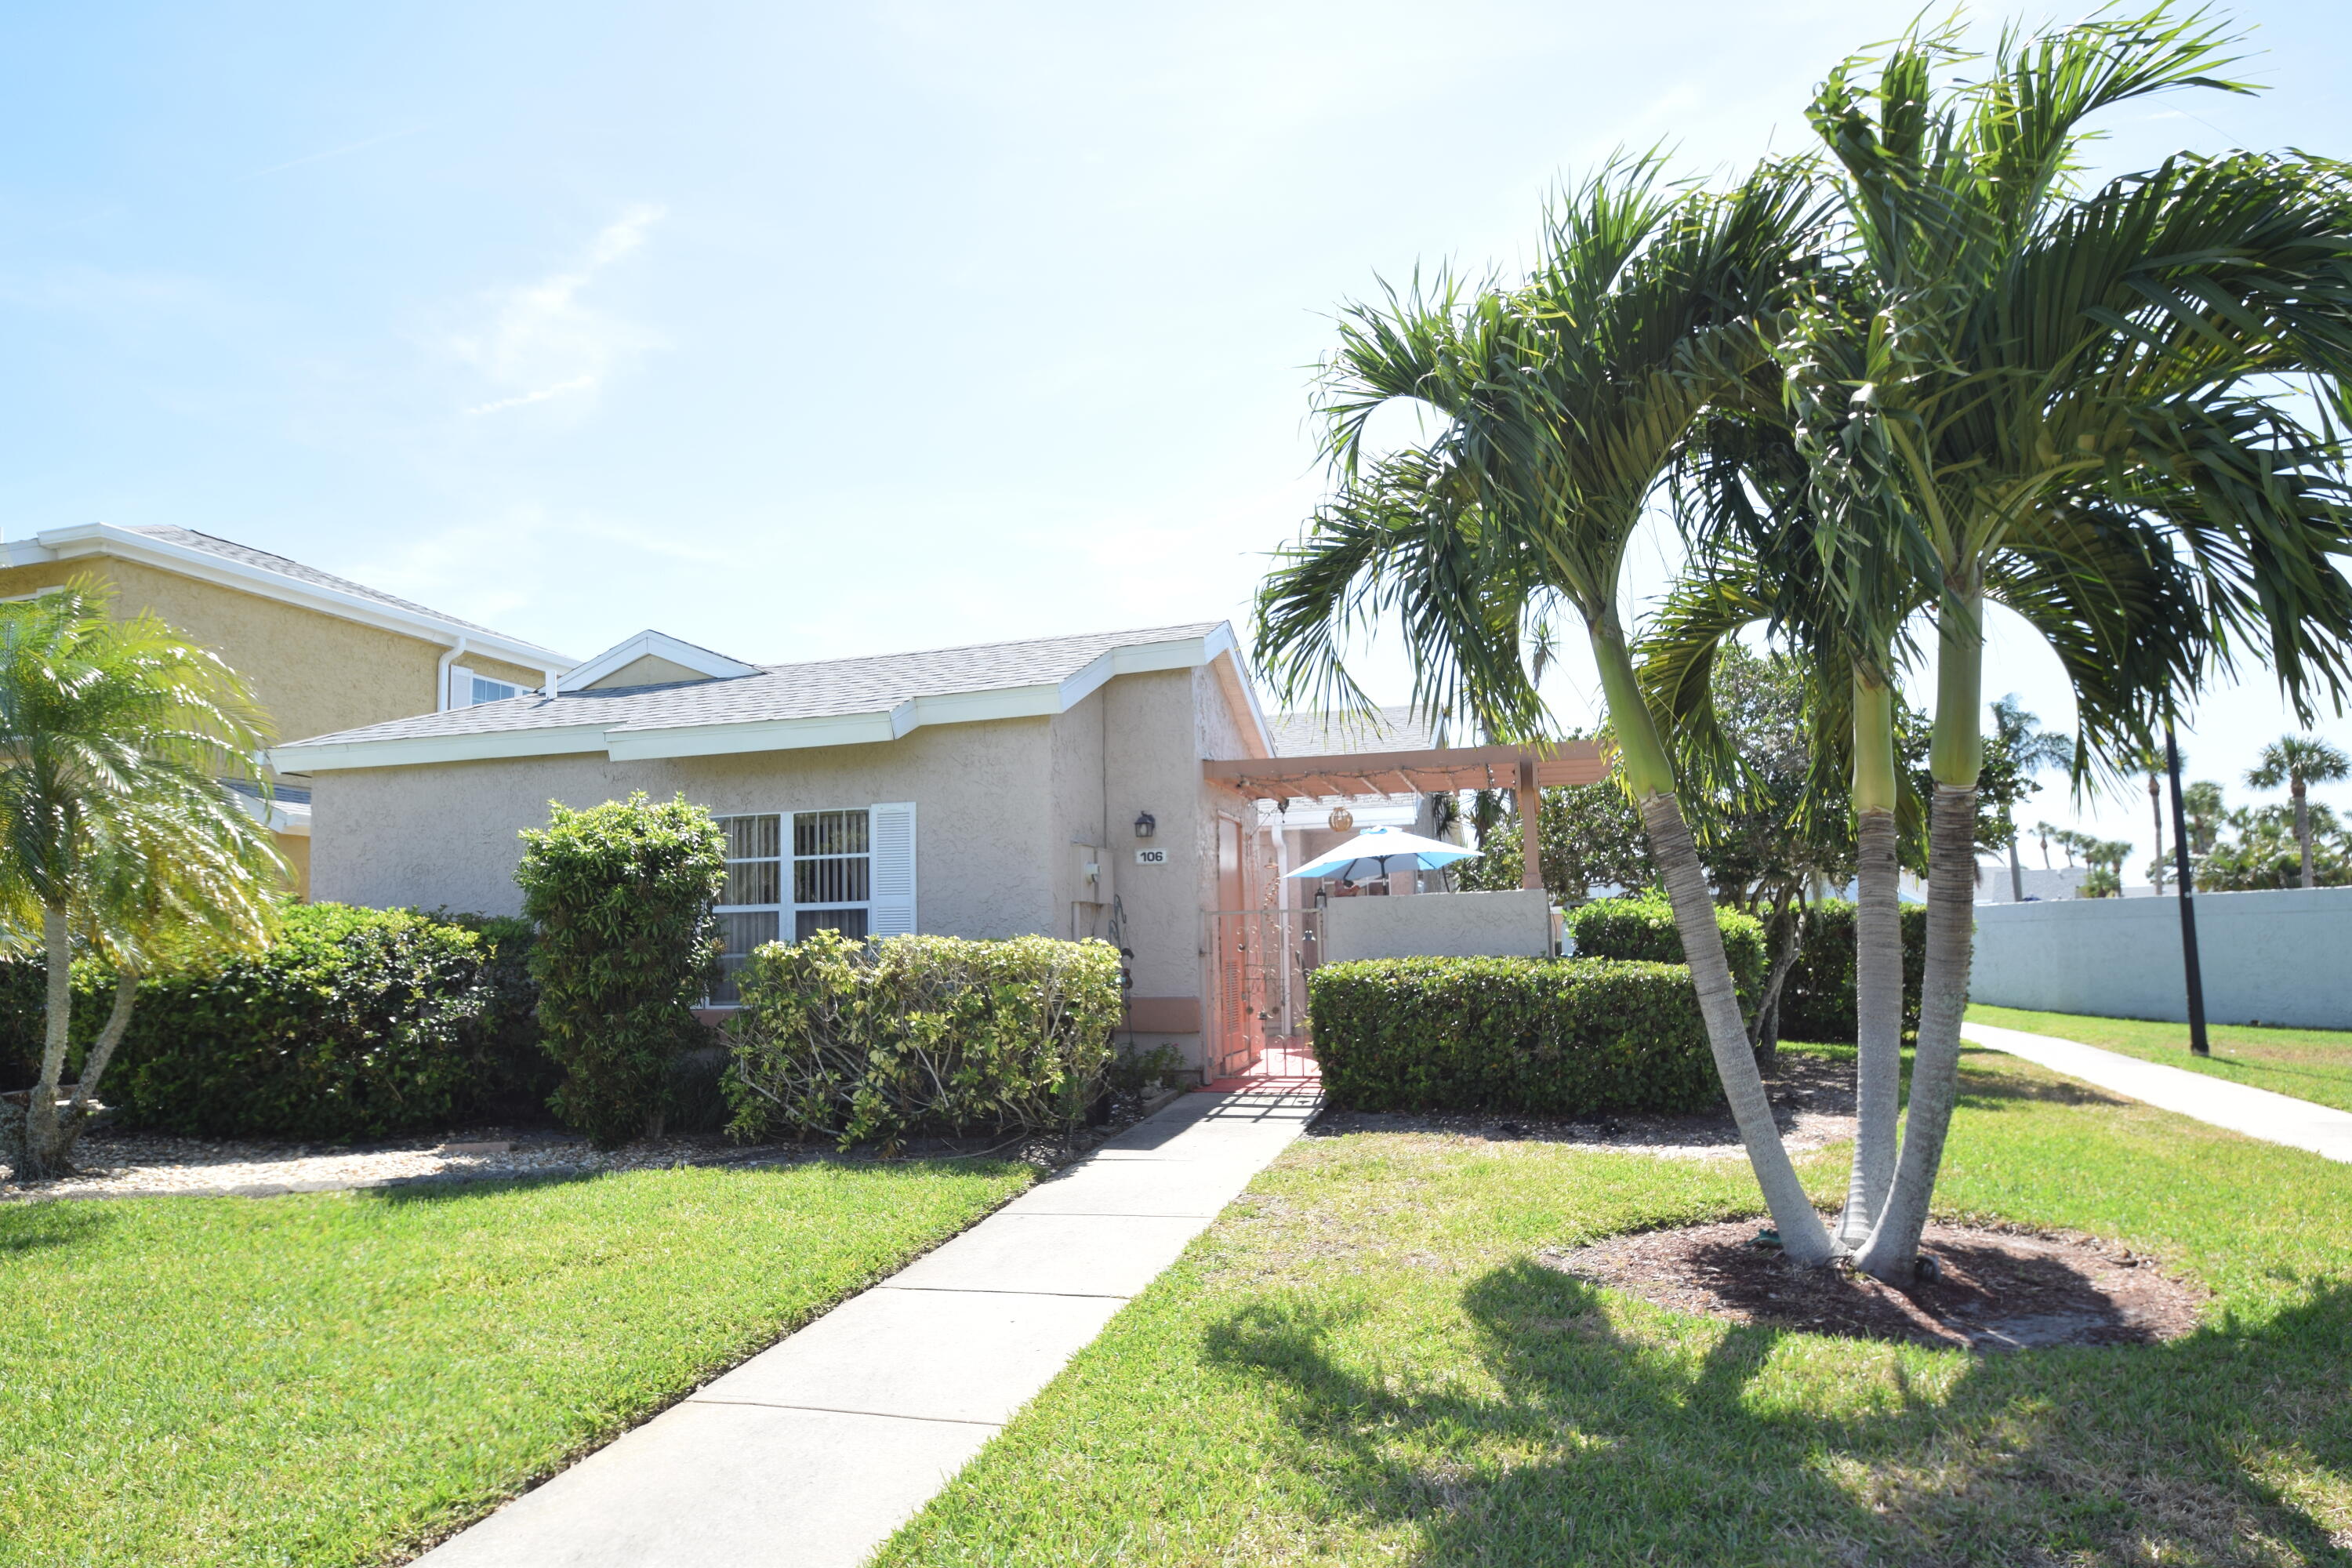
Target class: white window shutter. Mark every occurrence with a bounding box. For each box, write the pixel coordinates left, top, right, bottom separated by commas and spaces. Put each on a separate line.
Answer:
869, 802, 916, 936
448, 666, 476, 709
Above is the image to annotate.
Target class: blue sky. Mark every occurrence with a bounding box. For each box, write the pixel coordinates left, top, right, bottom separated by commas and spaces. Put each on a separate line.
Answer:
5, 1, 2351, 876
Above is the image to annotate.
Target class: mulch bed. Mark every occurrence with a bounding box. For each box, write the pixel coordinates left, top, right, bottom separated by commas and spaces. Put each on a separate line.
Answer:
1544, 1217, 2205, 1350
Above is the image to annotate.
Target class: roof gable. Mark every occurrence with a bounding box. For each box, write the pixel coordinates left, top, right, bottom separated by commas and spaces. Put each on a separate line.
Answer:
559, 630, 760, 691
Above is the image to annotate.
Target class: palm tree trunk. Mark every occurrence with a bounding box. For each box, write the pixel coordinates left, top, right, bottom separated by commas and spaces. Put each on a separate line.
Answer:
1589, 615, 1833, 1264
1841, 807, 1904, 1245
1642, 794, 1836, 1262
2296, 781, 2313, 889
23, 905, 74, 1179
60, 969, 139, 1153
1590, 611, 1844, 1260
1855, 592, 1983, 1283
2006, 815, 2024, 902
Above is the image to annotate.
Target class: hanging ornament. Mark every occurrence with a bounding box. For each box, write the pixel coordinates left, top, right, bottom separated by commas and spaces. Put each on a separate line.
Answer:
1327, 807, 1355, 833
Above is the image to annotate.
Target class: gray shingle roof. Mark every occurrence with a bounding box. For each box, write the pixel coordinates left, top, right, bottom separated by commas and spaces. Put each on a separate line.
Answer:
1269, 706, 1451, 757
284, 622, 1230, 747
128, 526, 526, 644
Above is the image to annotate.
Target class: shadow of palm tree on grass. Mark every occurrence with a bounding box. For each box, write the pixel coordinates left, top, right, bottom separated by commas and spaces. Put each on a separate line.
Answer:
0, 1200, 114, 1255
1204, 1262, 2351, 1566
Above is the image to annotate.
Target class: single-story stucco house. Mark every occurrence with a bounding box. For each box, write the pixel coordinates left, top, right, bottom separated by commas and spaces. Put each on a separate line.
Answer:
274, 619, 1604, 1079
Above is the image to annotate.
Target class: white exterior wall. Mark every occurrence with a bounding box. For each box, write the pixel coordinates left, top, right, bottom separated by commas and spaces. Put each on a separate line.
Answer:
1323, 888, 1556, 962
1970, 887, 2352, 1029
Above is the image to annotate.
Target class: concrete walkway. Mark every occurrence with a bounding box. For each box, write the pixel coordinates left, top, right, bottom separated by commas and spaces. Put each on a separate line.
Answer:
1962, 1019, 2352, 1164
413, 1083, 1319, 1568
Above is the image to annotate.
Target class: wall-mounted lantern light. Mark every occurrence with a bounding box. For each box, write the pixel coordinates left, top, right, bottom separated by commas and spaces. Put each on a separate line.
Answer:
1133, 811, 1156, 839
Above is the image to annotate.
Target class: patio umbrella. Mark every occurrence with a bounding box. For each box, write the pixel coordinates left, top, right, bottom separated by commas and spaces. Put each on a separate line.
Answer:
1286, 826, 1479, 884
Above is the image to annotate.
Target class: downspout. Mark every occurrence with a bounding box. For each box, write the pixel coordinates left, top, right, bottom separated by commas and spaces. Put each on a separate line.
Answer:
436, 636, 471, 712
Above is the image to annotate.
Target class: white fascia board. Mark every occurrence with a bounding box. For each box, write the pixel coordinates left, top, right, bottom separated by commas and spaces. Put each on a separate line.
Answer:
1056, 628, 1226, 710
269, 723, 612, 772
20, 524, 577, 669
229, 789, 312, 835
556, 629, 760, 691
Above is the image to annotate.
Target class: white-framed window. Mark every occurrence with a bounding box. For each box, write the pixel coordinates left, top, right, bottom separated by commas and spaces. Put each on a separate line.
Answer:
448, 666, 521, 708
709, 803, 916, 1005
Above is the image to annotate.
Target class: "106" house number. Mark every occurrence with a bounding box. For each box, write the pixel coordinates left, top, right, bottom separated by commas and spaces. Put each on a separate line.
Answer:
1134, 848, 1168, 865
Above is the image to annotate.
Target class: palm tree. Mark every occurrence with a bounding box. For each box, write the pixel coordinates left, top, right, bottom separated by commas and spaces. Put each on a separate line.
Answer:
1795, 9, 2352, 1280
1655, 425, 2201, 1249
1, 581, 285, 1178
2245, 735, 2351, 889
1255, 157, 1849, 1264
1990, 698, 2075, 901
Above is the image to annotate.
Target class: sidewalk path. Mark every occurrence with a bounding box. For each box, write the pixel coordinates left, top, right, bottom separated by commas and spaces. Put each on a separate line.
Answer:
413, 1083, 1319, 1568
1962, 1019, 2352, 1164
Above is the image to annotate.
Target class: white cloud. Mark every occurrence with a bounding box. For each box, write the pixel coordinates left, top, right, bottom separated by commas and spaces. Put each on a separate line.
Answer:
452, 204, 668, 416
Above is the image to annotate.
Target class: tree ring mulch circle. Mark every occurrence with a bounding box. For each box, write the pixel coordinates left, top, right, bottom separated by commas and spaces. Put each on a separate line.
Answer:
1542, 1218, 2204, 1350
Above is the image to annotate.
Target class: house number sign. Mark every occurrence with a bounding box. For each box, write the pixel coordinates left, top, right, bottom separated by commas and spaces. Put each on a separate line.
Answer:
1134, 848, 1168, 865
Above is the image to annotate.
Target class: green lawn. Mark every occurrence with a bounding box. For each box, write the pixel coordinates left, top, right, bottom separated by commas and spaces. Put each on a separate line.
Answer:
877, 1048, 2352, 1566
0, 1160, 1030, 1568
1969, 1002, 2352, 1113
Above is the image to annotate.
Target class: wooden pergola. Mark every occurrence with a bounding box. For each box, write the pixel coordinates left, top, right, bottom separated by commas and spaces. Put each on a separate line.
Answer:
1203, 741, 1608, 893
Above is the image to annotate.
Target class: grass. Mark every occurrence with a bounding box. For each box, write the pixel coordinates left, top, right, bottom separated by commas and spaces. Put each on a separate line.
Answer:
1969, 1002, 2352, 1113
0, 1159, 1030, 1568
876, 1048, 2352, 1566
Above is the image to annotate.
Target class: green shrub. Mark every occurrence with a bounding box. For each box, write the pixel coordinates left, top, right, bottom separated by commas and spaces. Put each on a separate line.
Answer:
517, 793, 727, 1149
0, 903, 550, 1139
724, 930, 1123, 1152
1775, 899, 1928, 1044
1308, 956, 1720, 1115
1566, 894, 1766, 1001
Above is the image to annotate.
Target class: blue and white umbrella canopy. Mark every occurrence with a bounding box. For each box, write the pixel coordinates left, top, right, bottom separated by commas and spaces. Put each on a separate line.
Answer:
1286, 825, 1479, 884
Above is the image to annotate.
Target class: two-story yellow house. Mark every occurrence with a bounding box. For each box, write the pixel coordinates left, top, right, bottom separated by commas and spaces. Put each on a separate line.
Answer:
0, 523, 574, 895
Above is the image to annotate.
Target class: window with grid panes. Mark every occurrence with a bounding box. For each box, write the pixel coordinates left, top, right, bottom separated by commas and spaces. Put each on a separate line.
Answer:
709, 808, 876, 1004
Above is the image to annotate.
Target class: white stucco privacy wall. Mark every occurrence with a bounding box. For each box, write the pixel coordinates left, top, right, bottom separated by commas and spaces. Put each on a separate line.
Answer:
1969, 887, 2352, 1029
1322, 888, 1558, 963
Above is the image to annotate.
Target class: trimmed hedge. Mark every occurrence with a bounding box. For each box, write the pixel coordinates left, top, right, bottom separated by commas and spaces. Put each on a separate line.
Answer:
0, 903, 553, 1139
725, 930, 1123, 1152
1566, 895, 1767, 1001
1777, 899, 1929, 1044
1308, 956, 1721, 1116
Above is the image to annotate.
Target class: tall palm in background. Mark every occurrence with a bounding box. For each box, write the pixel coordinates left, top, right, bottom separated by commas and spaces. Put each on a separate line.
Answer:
1255, 158, 1849, 1263
1792, 7, 2352, 1279
1990, 697, 2076, 901
0, 582, 285, 1178
2245, 735, 2352, 888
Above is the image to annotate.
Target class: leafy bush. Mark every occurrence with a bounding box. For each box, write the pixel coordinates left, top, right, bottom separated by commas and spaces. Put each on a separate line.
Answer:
1308, 956, 1720, 1115
517, 793, 728, 1149
0, 903, 550, 1138
725, 930, 1123, 1152
1566, 894, 1766, 1000
1774, 899, 1928, 1044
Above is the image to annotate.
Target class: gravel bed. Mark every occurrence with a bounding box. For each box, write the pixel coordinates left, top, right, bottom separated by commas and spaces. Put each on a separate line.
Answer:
0, 1086, 1195, 1203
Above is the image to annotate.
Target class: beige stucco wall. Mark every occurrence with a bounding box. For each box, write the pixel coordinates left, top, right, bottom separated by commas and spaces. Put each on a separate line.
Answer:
309, 652, 1275, 1077
0, 558, 540, 747
310, 717, 1062, 930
